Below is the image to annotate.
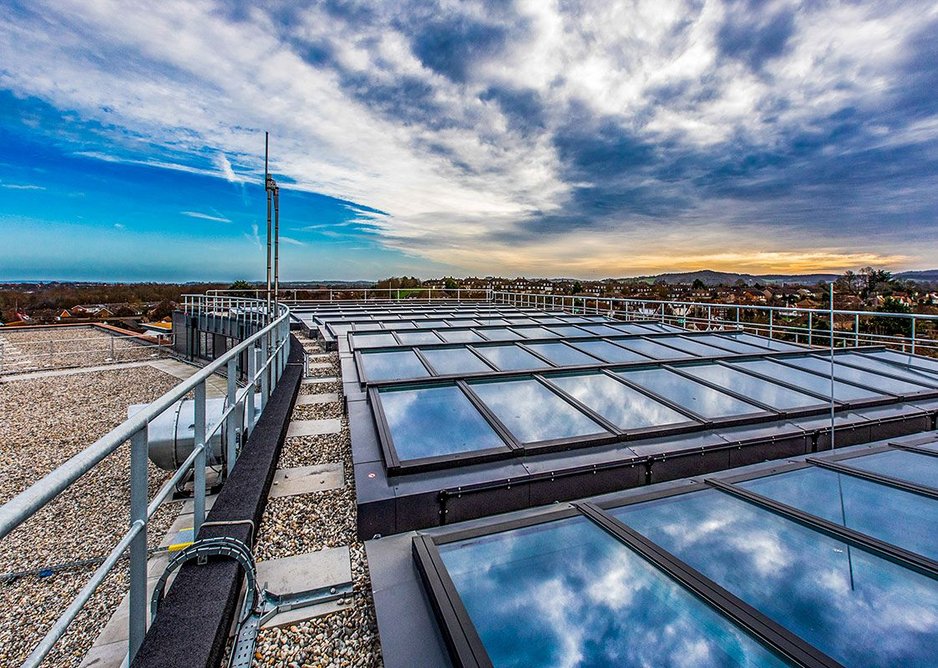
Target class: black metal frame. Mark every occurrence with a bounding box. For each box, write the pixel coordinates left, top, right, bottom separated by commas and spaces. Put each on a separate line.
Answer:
413, 445, 938, 668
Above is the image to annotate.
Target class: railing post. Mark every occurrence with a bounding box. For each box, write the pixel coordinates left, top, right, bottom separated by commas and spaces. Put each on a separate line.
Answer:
128, 427, 148, 660
855, 314, 860, 347
260, 336, 269, 409
768, 310, 773, 339
808, 311, 813, 346
193, 381, 206, 535
912, 317, 917, 355
226, 357, 238, 476
247, 343, 256, 433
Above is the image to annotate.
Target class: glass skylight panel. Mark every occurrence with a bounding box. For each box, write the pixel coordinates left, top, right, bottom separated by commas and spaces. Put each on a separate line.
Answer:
545, 325, 592, 337
616, 368, 762, 419
610, 323, 655, 335
383, 321, 417, 330
470, 379, 608, 443
534, 317, 566, 324
615, 338, 696, 360
612, 489, 938, 666
474, 318, 509, 326
580, 324, 625, 336
421, 320, 449, 328
438, 516, 786, 668
419, 348, 492, 375
523, 342, 598, 367
359, 350, 430, 381
474, 344, 552, 371
729, 359, 881, 401
680, 364, 824, 411
393, 330, 444, 345
446, 319, 479, 327
638, 323, 686, 333
734, 333, 804, 351
351, 332, 398, 348
782, 356, 931, 395
505, 317, 536, 325
840, 450, 938, 489
835, 353, 938, 386
869, 349, 938, 373
660, 337, 734, 357
352, 322, 384, 331
548, 373, 691, 430
512, 326, 561, 338
439, 330, 485, 343
378, 385, 507, 460
571, 340, 651, 363
477, 328, 524, 341
739, 467, 938, 559
693, 334, 770, 354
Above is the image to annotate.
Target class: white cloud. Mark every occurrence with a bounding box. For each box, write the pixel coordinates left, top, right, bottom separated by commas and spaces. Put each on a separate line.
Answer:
1, 0, 935, 275
279, 236, 305, 246
181, 210, 232, 223
113, 222, 125, 229
1, 183, 45, 190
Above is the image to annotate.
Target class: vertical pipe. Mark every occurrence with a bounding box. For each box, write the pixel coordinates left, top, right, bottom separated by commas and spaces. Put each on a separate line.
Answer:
226, 357, 238, 476
193, 382, 206, 534
911, 317, 917, 355
246, 344, 256, 433
829, 283, 836, 450
260, 335, 269, 408
265, 133, 272, 320
273, 186, 280, 311
128, 428, 148, 659
854, 313, 860, 347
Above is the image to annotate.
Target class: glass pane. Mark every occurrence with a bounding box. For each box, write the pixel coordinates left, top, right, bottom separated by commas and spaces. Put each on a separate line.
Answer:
471, 379, 608, 443
693, 335, 771, 354
384, 321, 416, 330
548, 373, 691, 430
613, 489, 938, 666
740, 467, 938, 559
638, 323, 686, 333
475, 318, 509, 326
439, 330, 485, 343
610, 323, 655, 335
419, 347, 492, 375
394, 330, 444, 345
580, 324, 624, 336
477, 328, 524, 341
505, 317, 536, 325
836, 353, 938, 386
616, 368, 761, 419
439, 516, 786, 668
783, 357, 930, 395
475, 345, 552, 371
359, 350, 429, 381
512, 326, 561, 339
616, 338, 696, 360
379, 385, 506, 460
524, 343, 599, 367
869, 349, 938, 373
841, 450, 938, 489
680, 364, 824, 410
729, 359, 881, 401
421, 320, 448, 328
352, 322, 384, 331
351, 332, 397, 348
661, 337, 736, 357
571, 340, 651, 363
735, 333, 805, 351
447, 319, 480, 327
546, 325, 593, 337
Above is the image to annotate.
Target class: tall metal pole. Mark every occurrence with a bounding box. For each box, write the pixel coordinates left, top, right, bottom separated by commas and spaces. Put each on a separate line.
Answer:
273, 182, 280, 311
830, 282, 836, 450
265, 132, 272, 321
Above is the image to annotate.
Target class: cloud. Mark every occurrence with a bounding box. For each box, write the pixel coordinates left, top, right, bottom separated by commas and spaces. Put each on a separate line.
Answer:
243, 223, 262, 250
113, 222, 125, 229
181, 210, 232, 223
1, 183, 45, 190
279, 235, 305, 246
1, 0, 936, 276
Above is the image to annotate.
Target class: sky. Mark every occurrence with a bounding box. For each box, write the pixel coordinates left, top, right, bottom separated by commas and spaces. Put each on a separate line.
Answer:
1, 0, 937, 282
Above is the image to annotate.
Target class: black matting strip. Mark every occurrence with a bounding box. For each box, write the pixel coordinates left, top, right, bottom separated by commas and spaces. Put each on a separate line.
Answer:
132, 334, 304, 668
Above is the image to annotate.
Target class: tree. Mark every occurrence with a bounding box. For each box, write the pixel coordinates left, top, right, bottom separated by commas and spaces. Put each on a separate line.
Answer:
229, 280, 252, 291
871, 297, 913, 337
692, 278, 706, 290
444, 277, 458, 290
570, 281, 583, 295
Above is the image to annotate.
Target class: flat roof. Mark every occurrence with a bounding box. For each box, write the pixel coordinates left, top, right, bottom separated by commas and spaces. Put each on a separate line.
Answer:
366, 432, 938, 668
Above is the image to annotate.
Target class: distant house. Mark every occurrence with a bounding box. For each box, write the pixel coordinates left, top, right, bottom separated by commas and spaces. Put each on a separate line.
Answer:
57, 309, 73, 320
73, 304, 115, 318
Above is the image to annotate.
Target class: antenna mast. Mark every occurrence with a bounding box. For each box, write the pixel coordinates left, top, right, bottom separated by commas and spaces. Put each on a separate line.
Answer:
264, 132, 280, 320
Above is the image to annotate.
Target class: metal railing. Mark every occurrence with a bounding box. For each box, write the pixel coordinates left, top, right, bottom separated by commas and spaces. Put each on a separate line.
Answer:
0, 296, 291, 667
0, 329, 170, 375
207, 287, 492, 303
492, 291, 938, 356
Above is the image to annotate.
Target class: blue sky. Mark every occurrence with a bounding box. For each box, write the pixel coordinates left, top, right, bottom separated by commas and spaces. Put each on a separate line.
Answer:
1, 0, 937, 281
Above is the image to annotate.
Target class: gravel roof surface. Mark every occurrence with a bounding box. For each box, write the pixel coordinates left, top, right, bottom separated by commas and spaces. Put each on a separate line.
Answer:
252, 336, 382, 668
0, 326, 166, 374
0, 366, 183, 666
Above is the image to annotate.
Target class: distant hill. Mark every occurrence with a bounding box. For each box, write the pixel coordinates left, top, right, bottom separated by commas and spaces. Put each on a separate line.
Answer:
625, 269, 938, 286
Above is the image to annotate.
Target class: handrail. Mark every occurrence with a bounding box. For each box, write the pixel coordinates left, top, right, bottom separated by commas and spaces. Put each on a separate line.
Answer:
491, 290, 938, 356
0, 295, 291, 667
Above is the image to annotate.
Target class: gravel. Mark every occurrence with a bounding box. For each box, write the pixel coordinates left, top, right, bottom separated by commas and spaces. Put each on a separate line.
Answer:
0, 326, 165, 374
251, 334, 382, 667
0, 365, 183, 666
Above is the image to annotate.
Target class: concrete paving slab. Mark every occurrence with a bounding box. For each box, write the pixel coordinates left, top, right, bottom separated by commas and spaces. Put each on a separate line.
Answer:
79, 639, 127, 668
307, 362, 334, 371
301, 376, 338, 384
255, 546, 353, 628
269, 462, 344, 498
158, 515, 193, 549
179, 494, 218, 515
295, 392, 339, 405
286, 418, 342, 438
